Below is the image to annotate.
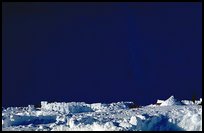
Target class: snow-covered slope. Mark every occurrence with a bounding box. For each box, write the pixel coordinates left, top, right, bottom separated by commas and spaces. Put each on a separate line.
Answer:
2, 96, 202, 131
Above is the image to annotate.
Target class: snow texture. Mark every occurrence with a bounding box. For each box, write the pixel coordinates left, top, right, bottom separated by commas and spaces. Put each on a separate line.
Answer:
160, 95, 183, 106
2, 96, 202, 131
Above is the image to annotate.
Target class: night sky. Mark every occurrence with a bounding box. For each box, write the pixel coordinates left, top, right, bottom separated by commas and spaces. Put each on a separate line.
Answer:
2, 2, 202, 107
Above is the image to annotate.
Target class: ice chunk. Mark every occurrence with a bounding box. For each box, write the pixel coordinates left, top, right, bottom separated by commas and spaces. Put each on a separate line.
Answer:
160, 96, 182, 106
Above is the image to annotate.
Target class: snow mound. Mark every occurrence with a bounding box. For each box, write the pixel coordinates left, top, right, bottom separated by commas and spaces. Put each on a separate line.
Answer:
41, 101, 93, 114
181, 98, 202, 105
181, 100, 194, 105
160, 96, 182, 106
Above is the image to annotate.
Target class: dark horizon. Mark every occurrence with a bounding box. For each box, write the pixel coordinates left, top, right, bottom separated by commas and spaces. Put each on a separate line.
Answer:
2, 2, 202, 107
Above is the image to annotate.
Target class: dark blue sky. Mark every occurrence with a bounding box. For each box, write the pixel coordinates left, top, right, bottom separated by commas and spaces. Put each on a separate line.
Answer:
2, 2, 202, 107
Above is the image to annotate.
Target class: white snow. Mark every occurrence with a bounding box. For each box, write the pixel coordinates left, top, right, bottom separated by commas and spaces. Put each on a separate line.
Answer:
2, 96, 202, 131
160, 96, 183, 106
41, 102, 93, 114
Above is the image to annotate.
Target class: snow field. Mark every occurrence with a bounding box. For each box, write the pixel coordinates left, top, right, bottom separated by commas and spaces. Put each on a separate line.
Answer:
2, 96, 202, 131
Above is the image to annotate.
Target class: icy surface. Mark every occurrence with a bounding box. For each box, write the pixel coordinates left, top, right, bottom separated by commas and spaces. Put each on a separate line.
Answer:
2, 96, 202, 131
160, 96, 183, 106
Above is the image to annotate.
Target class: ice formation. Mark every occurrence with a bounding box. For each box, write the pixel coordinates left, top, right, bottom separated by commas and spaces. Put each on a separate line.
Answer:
2, 96, 202, 131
